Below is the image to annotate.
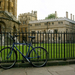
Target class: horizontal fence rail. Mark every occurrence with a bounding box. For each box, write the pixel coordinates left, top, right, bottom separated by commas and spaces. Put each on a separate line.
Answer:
0, 32, 75, 62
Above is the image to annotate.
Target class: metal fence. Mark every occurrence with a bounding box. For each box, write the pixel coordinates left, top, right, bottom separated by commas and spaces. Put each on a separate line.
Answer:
0, 32, 75, 62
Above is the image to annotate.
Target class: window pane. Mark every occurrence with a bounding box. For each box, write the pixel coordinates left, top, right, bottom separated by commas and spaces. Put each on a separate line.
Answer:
52, 22, 54, 25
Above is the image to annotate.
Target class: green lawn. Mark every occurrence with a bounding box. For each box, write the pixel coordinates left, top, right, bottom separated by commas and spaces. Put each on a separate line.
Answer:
0, 43, 75, 61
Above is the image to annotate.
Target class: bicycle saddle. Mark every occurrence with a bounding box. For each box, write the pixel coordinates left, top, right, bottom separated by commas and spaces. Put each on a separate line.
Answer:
28, 36, 35, 39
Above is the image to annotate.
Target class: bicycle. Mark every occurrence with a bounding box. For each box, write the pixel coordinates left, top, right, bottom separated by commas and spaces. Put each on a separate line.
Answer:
0, 34, 48, 69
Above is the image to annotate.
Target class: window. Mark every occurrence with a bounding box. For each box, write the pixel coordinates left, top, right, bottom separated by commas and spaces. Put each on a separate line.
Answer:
39, 24, 41, 25
54, 30, 58, 33
30, 25, 32, 26
28, 24, 32, 26
25, 28, 27, 32
45, 22, 50, 25
21, 28, 23, 32
45, 23, 47, 25
35, 24, 38, 26
31, 31, 36, 35
23, 17, 25, 19
35, 23, 41, 26
31, 31, 35, 34
66, 29, 68, 32
53, 37, 54, 40
58, 22, 60, 24
23, 21, 25, 24
48, 30, 50, 33
58, 22, 63, 24
61, 22, 63, 24
0, 25, 1, 32
44, 30, 46, 33
58, 37, 60, 40
37, 31, 39, 33
0, 2, 1, 7
29, 18, 30, 20
49, 23, 50, 25
52, 22, 54, 25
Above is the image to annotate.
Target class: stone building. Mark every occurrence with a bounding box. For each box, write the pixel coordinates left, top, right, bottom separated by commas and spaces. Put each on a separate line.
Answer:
19, 11, 75, 43
29, 11, 75, 33
0, 0, 20, 45
18, 10, 37, 32
0, 0, 20, 32
18, 10, 37, 42
28, 11, 75, 43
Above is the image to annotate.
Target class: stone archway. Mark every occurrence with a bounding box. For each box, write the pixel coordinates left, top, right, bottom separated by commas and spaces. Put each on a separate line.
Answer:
0, 21, 6, 45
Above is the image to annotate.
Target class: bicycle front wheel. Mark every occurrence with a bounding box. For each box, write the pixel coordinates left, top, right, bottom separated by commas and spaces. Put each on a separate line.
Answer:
29, 47, 47, 67
0, 47, 17, 69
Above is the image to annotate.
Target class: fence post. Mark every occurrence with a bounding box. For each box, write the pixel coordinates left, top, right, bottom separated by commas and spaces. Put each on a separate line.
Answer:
64, 32, 66, 61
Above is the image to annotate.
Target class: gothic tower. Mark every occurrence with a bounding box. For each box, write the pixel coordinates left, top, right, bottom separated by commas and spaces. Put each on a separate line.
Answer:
0, 0, 17, 17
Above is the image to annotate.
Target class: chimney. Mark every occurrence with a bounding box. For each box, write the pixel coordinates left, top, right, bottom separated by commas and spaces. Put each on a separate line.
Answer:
55, 11, 57, 18
66, 11, 68, 18
70, 14, 72, 20
73, 15, 74, 21
32, 10, 33, 14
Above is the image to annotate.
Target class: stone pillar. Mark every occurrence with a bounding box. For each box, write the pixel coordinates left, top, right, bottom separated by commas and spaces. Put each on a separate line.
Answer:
9, 0, 12, 13
66, 11, 68, 18
13, 0, 17, 17
55, 11, 57, 18
2, 1, 4, 11
4, 0, 8, 11
70, 14, 72, 20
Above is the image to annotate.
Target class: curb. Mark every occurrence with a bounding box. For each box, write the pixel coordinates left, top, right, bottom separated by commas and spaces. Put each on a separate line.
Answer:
14, 59, 75, 68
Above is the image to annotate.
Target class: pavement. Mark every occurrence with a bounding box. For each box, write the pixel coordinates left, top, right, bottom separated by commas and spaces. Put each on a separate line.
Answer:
0, 64, 75, 75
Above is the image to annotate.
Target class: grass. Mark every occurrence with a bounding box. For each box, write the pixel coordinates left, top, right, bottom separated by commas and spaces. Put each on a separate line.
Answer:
0, 43, 75, 62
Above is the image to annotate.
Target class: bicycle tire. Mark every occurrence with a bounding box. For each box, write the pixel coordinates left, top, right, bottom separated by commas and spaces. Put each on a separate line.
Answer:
29, 47, 47, 67
0, 47, 17, 69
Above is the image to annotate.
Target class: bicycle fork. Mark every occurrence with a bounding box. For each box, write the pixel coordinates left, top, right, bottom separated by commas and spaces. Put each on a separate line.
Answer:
6, 48, 13, 59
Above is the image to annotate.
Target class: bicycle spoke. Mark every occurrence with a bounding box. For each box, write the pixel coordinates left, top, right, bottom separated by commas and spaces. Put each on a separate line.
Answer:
0, 47, 17, 69
29, 47, 47, 67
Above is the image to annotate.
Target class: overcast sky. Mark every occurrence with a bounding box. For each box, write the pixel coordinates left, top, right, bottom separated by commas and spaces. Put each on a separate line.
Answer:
17, 0, 75, 20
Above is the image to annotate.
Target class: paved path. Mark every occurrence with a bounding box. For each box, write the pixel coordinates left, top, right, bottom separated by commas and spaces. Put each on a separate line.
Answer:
0, 64, 75, 75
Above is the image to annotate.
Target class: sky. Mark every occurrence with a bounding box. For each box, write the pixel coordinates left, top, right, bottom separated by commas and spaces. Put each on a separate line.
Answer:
17, 0, 75, 20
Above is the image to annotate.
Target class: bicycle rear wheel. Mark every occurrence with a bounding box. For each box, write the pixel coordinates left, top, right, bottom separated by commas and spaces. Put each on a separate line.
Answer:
29, 47, 47, 67
0, 47, 17, 69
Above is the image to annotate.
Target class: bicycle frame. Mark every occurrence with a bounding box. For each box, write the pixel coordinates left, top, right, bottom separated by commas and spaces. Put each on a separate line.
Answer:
7, 42, 34, 62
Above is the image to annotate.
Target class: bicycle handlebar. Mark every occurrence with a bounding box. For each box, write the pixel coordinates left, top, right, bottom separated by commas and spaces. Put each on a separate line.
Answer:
9, 34, 19, 42
9, 33, 35, 43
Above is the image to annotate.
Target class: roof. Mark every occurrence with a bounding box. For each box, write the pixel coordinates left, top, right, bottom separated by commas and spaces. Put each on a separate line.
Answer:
29, 17, 75, 24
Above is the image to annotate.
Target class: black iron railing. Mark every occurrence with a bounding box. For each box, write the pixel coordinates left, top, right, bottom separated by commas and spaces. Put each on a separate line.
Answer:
0, 32, 75, 62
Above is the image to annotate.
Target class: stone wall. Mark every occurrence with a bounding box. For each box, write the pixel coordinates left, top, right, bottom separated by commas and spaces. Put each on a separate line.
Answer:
0, 18, 19, 32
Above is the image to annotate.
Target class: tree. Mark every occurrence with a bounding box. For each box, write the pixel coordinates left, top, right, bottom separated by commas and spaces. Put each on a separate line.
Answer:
45, 13, 56, 19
